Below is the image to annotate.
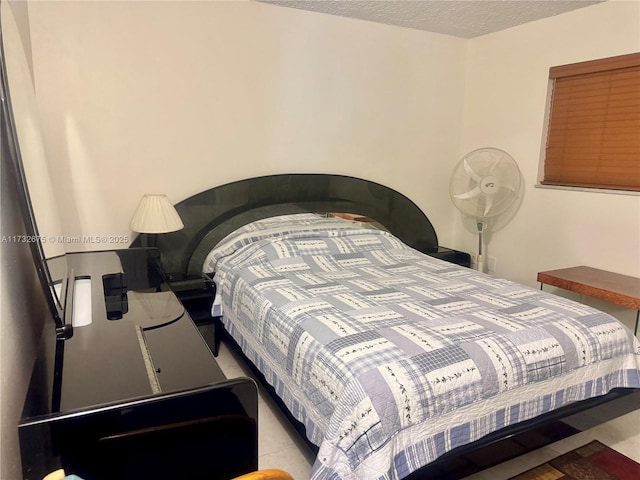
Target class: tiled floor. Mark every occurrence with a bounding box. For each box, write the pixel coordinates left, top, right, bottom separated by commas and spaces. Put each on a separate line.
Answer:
215, 341, 316, 478
215, 339, 640, 480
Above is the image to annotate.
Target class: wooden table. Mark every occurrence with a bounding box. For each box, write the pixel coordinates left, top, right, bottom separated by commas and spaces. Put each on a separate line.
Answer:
537, 266, 640, 334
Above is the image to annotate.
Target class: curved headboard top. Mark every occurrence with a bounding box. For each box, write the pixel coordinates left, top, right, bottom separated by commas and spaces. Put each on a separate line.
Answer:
143, 174, 438, 275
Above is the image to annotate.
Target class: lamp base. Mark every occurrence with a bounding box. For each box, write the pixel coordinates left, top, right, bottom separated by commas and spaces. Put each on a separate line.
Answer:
139, 233, 158, 249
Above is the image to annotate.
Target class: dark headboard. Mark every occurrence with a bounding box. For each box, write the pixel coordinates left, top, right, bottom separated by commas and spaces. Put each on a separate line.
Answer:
136, 174, 438, 275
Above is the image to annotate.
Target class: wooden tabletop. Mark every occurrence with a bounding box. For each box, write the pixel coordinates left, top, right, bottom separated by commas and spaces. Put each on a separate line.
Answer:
537, 266, 640, 310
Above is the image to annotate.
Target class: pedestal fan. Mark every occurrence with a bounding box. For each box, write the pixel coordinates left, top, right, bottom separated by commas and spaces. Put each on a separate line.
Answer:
449, 147, 522, 272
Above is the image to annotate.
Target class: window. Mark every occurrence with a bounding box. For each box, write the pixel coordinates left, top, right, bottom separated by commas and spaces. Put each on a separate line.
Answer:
542, 52, 640, 192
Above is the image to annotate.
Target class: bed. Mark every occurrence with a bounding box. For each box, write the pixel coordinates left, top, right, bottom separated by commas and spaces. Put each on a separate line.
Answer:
150, 174, 640, 480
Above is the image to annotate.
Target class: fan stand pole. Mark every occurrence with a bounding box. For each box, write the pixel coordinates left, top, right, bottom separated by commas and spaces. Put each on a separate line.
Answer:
476, 221, 485, 273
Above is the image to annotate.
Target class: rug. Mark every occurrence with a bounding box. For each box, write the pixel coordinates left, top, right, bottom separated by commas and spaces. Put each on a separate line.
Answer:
508, 440, 640, 480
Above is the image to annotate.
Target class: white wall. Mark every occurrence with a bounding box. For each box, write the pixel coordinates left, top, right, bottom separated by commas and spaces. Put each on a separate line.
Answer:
459, 0, 640, 330
25, 0, 466, 250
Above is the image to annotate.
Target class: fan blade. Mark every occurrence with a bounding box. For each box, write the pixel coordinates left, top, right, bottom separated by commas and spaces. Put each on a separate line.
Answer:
453, 185, 481, 200
488, 155, 503, 174
463, 159, 481, 182
483, 196, 493, 216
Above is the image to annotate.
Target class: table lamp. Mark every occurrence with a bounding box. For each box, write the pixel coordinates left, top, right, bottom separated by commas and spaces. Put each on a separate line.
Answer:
130, 194, 184, 247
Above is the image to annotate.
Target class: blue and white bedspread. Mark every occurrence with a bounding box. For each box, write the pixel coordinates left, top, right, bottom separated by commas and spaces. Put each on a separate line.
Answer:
203, 213, 640, 480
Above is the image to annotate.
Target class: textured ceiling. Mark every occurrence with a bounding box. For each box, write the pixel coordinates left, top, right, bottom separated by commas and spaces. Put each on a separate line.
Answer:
259, 0, 604, 38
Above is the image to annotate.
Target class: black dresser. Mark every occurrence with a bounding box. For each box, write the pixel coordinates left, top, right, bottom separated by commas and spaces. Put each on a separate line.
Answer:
19, 248, 258, 480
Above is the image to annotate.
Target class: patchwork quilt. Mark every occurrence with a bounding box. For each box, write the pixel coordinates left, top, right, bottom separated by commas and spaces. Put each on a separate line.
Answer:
203, 214, 640, 480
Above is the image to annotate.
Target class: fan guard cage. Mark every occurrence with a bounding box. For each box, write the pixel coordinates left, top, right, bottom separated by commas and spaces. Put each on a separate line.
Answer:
450, 147, 522, 219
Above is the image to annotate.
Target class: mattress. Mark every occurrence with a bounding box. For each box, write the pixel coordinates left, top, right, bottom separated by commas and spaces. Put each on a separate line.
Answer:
203, 213, 640, 480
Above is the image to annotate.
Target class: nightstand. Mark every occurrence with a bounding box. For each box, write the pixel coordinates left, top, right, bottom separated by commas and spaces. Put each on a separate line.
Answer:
166, 272, 216, 322
427, 246, 471, 268
166, 272, 219, 355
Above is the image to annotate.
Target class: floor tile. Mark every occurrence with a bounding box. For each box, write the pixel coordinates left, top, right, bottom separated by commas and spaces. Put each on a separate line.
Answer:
259, 444, 314, 479
258, 394, 299, 455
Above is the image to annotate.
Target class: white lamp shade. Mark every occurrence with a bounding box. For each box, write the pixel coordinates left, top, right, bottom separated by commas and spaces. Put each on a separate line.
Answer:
129, 194, 184, 233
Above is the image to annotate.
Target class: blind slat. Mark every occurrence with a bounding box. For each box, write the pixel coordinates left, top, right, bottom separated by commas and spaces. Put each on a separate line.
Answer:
551, 109, 639, 121
554, 68, 640, 89
548, 132, 640, 143
548, 125, 640, 136
552, 91, 640, 106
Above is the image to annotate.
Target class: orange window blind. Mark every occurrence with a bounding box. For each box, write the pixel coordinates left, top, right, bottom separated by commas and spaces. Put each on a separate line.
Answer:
543, 52, 640, 192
